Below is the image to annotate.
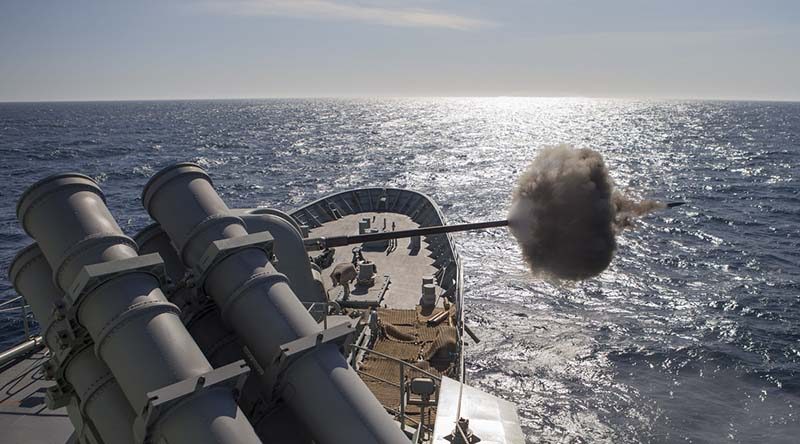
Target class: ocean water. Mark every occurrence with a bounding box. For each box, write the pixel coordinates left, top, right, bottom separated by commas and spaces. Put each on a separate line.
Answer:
0, 98, 798, 443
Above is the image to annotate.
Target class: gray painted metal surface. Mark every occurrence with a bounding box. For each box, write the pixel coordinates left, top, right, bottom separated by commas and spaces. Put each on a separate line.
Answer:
236, 210, 327, 309
133, 222, 310, 440
0, 351, 75, 444
143, 162, 411, 444
433, 377, 525, 444
9, 244, 136, 444
16, 173, 262, 444
0, 337, 41, 367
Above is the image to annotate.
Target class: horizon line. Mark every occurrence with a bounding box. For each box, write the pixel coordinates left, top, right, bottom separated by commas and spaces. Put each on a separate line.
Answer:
2, 95, 799, 105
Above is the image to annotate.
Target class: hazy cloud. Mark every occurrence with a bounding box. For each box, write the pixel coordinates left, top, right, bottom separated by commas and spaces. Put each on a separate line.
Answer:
201, 0, 494, 30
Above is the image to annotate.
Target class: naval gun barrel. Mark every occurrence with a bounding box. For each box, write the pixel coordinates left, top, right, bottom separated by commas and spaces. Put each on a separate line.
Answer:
304, 201, 686, 251
304, 219, 510, 251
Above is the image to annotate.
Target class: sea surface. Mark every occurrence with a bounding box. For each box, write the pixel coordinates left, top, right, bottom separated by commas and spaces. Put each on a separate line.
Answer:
1, 98, 798, 443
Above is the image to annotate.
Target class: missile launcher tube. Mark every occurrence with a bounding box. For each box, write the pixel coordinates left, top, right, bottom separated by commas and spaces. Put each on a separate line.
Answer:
134, 225, 258, 399
143, 163, 411, 444
16, 174, 262, 444
237, 211, 327, 308
134, 224, 311, 440
9, 244, 137, 444
132, 223, 187, 284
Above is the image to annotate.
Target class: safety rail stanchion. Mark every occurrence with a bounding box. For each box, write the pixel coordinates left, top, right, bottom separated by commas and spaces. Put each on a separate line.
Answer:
399, 364, 406, 432
21, 298, 30, 339
0, 296, 35, 341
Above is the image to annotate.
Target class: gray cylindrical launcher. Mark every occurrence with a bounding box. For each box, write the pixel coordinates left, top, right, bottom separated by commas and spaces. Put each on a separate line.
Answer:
134, 218, 319, 442
9, 244, 137, 444
16, 173, 262, 444
142, 162, 411, 444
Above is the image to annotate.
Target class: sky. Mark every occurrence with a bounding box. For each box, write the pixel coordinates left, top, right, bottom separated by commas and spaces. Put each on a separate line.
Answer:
1, 0, 799, 102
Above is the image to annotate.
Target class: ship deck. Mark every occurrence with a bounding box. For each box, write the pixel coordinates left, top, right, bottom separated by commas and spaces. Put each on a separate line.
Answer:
303, 200, 461, 432
0, 350, 73, 444
308, 212, 446, 310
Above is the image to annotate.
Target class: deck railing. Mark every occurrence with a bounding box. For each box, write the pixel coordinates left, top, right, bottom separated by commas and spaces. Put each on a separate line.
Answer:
350, 343, 441, 438
0, 295, 41, 366
0, 296, 34, 339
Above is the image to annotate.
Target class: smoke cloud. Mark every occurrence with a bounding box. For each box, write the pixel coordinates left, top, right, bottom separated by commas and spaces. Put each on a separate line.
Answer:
508, 144, 665, 280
